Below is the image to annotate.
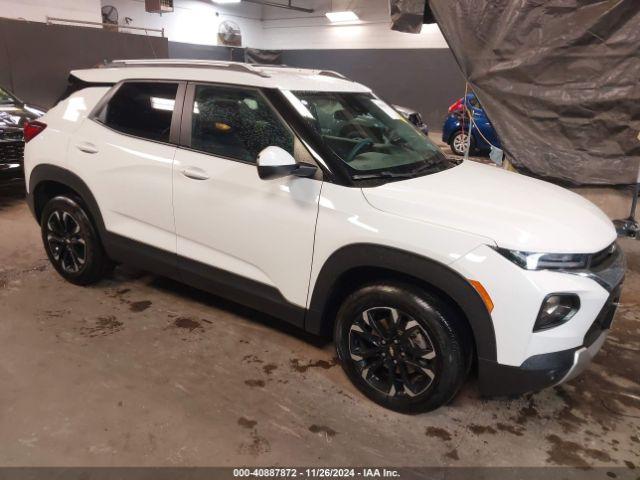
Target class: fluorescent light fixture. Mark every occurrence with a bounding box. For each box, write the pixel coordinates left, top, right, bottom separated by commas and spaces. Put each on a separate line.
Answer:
212, 0, 241, 4
326, 10, 359, 22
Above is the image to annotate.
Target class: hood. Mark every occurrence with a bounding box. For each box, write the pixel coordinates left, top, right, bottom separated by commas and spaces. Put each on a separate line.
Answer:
362, 161, 616, 253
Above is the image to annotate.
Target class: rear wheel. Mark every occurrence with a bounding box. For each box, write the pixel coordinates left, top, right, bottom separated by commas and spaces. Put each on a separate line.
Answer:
450, 130, 474, 156
334, 282, 469, 413
41, 195, 112, 285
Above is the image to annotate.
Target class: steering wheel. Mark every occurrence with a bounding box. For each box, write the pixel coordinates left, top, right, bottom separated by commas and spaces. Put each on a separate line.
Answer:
346, 138, 374, 163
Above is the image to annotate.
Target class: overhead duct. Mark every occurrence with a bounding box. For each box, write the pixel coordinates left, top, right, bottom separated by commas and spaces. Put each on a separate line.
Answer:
390, 0, 640, 186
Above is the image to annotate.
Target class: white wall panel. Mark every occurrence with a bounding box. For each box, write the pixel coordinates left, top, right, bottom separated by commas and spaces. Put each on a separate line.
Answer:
0, 0, 102, 23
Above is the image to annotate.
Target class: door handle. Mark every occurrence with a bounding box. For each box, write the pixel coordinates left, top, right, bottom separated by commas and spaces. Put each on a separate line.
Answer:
76, 142, 99, 154
181, 167, 210, 181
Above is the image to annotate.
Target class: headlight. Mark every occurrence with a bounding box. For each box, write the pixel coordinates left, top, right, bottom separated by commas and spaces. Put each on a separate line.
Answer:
494, 248, 589, 270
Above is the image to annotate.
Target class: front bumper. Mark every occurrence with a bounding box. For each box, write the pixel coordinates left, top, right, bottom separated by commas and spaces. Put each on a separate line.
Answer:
478, 281, 622, 396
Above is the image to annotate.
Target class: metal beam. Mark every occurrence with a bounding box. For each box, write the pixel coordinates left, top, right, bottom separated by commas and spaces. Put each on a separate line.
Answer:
242, 0, 314, 13
46, 16, 165, 36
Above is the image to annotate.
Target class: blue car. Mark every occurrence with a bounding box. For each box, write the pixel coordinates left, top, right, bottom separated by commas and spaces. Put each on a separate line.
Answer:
442, 93, 501, 156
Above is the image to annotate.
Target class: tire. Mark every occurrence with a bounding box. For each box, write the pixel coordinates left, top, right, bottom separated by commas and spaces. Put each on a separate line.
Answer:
449, 130, 474, 156
40, 195, 112, 286
334, 282, 470, 413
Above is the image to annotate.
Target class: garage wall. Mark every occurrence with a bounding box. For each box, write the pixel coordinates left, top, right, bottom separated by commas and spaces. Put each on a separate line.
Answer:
0, 17, 168, 108
168, 41, 244, 62
0, 0, 464, 127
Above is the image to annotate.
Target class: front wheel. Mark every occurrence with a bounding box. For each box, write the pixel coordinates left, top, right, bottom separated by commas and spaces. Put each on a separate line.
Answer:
41, 195, 112, 286
334, 282, 470, 413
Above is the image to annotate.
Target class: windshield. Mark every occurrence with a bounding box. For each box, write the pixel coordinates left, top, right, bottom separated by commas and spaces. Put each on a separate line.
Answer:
284, 91, 453, 180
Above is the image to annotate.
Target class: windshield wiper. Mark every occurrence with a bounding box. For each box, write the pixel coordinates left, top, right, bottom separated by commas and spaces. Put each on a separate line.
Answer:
352, 170, 416, 180
352, 161, 444, 181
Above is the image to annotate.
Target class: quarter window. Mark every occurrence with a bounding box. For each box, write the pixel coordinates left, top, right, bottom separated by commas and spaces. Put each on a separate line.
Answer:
190, 85, 294, 163
101, 82, 179, 143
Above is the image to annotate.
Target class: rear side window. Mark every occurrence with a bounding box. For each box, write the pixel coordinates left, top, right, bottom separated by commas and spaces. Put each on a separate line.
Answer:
190, 84, 294, 163
99, 82, 179, 143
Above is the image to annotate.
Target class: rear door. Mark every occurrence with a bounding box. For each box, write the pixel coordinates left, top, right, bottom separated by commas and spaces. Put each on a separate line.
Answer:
67, 81, 185, 254
172, 83, 322, 326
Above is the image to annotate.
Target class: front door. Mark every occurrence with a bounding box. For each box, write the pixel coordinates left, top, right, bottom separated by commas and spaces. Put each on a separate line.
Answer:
172, 83, 322, 326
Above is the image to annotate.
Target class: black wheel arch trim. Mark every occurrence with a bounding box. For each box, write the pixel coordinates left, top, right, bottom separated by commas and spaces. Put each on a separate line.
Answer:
305, 243, 497, 362
28, 164, 107, 236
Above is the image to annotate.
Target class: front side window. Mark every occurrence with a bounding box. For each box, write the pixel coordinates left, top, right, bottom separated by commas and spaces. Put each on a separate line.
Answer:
190, 85, 294, 163
101, 82, 179, 143
284, 90, 454, 180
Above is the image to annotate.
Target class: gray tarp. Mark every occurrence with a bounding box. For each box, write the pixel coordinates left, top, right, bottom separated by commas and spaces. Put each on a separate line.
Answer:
390, 0, 640, 185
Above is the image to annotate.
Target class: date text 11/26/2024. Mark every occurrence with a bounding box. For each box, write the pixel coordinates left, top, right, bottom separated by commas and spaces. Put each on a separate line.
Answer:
233, 469, 401, 478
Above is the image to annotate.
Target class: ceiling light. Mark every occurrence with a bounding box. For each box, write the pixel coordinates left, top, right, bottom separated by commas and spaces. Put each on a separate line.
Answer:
212, 0, 241, 4
326, 10, 359, 22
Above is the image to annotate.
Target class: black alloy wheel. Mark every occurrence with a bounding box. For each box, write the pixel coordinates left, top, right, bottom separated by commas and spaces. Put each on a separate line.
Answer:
348, 306, 438, 398
335, 282, 470, 413
45, 210, 87, 274
41, 196, 112, 285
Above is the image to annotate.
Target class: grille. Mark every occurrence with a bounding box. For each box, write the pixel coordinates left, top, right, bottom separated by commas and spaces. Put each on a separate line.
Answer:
0, 141, 24, 164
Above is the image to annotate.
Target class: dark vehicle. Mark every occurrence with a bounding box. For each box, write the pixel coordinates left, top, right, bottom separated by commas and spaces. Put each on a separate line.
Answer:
442, 93, 501, 156
394, 104, 429, 135
0, 86, 45, 181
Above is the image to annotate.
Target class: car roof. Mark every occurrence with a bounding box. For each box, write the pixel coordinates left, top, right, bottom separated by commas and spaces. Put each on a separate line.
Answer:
71, 59, 372, 93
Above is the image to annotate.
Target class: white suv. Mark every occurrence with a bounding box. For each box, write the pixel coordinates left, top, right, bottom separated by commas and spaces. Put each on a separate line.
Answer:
24, 59, 625, 413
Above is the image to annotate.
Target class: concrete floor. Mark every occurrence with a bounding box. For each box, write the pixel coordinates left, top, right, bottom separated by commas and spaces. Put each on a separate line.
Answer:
0, 180, 639, 469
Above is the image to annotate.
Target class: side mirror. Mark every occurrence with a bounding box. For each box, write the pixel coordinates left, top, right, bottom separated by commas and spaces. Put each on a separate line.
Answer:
257, 146, 317, 180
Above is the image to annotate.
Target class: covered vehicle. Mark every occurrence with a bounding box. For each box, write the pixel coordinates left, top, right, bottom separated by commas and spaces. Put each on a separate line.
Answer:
0, 86, 45, 180
391, 0, 640, 185
443, 93, 501, 156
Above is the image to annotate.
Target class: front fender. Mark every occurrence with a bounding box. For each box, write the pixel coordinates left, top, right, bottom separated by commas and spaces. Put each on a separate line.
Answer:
305, 243, 497, 362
